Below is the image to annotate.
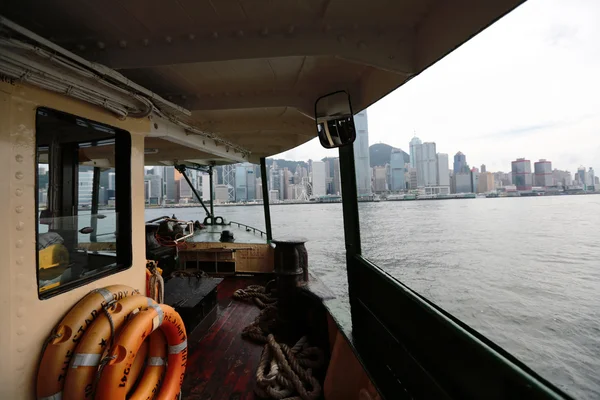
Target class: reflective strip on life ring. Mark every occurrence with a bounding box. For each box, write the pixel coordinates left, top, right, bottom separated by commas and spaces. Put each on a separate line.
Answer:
62, 295, 155, 400
129, 330, 167, 400
37, 285, 139, 400
95, 304, 187, 400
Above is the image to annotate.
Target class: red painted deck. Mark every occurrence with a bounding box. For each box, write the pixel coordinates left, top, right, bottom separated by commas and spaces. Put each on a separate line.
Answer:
181, 277, 265, 400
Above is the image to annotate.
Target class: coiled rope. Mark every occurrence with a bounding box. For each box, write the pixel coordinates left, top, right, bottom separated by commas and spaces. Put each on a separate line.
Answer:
233, 284, 325, 400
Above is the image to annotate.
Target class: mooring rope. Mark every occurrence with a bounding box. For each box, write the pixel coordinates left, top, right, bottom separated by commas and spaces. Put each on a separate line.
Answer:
233, 284, 325, 400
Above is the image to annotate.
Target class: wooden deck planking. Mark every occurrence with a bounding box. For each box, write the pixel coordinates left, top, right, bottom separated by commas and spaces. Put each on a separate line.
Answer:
182, 278, 266, 400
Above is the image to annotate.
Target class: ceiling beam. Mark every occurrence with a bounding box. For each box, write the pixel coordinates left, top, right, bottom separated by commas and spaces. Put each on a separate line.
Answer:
82, 26, 415, 76
183, 91, 313, 114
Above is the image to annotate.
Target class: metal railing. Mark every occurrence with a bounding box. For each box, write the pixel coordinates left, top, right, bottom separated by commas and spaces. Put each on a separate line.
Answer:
228, 221, 267, 237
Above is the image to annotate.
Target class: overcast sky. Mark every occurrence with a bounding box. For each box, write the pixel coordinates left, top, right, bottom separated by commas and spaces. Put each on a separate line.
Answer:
276, 0, 600, 173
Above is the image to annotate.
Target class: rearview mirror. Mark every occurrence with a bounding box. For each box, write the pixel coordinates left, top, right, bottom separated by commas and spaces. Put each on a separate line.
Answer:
315, 91, 356, 148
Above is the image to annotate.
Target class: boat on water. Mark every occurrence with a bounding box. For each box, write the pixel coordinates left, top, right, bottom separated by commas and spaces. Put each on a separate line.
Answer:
0, 1, 573, 399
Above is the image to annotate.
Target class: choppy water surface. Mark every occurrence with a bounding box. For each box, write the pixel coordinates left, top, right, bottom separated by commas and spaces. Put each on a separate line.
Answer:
146, 195, 600, 399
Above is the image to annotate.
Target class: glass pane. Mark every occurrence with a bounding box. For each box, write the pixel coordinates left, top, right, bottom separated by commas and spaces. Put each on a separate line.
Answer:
36, 108, 129, 297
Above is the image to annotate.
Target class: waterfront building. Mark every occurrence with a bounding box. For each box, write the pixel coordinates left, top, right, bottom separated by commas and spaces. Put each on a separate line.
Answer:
480, 164, 486, 173
454, 172, 472, 193
552, 169, 571, 187
415, 142, 437, 187
390, 149, 406, 192
470, 167, 479, 193
436, 153, 450, 189
269, 189, 279, 202
409, 136, 422, 168
407, 167, 418, 189
576, 167, 587, 189
534, 159, 552, 187
311, 161, 327, 197
373, 166, 388, 193
333, 158, 341, 195
163, 166, 177, 203
235, 163, 256, 202
144, 174, 163, 204
477, 172, 495, 193
511, 158, 532, 190
353, 110, 372, 196
214, 184, 229, 203
78, 170, 94, 206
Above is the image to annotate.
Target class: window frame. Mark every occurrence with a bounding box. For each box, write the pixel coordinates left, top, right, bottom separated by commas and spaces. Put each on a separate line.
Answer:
35, 107, 132, 299
337, 141, 572, 399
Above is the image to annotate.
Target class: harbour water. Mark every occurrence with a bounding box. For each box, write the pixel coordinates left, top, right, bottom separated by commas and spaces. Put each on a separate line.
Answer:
146, 195, 600, 399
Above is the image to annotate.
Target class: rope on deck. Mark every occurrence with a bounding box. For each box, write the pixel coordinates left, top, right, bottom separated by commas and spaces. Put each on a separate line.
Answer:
233, 284, 325, 400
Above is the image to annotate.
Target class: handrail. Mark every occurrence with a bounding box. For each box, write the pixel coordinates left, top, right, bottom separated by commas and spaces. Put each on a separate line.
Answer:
228, 221, 267, 238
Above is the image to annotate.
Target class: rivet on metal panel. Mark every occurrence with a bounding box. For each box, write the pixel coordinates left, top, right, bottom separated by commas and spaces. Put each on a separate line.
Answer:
16, 363, 26, 371
119, 40, 127, 48
15, 171, 23, 180
15, 188, 23, 197
16, 240, 24, 248
15, 256, 23, 266
236, 30, 244, 38
16, 346, 26, 353
287, 25, 295, 35
260, 27, 269, 36
15, 154, 23, 163
143, 38, 150, 46
77, 44, 86, 51
212, 32, 219, 39
357, 41, 367, 49
16, 307, 25, 317
15, 205, 24, 213
188, 33, 196, 40
16, 326, 26, 336
97, 41, 105, 49
165, 36, 173, 43
16, 221, 24, 231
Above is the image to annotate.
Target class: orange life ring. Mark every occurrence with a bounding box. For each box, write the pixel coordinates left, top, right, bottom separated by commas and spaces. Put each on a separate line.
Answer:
95, 304, 187, 400
126, 340, 149, 393
62, 295, 155, 400
129, 330, 167, 400
37, 285, 139, 400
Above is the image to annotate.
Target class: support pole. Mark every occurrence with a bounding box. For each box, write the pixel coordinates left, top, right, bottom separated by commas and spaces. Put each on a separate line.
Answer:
209, 165, 215, 220
90, 166, 100, 242
174, 164, 211, 217
260, 157, 273, 242
338, 145, 361, 256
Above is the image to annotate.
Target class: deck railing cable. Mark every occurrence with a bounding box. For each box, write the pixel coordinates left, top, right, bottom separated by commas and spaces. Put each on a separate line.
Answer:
228, 221, 267, 237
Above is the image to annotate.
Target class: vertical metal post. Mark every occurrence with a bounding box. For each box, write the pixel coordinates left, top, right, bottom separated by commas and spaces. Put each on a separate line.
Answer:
209, 165, 215, 221
339, 143, 362, 324
260, 157, 273, 242
90, 166, 100, 242
338, 145, 361, 256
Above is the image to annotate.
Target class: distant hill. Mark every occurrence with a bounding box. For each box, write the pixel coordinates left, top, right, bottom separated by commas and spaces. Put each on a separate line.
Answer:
369, 143, 409, 167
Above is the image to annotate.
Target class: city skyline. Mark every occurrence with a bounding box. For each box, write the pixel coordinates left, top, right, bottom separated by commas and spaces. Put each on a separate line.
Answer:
274, 0, 600, 175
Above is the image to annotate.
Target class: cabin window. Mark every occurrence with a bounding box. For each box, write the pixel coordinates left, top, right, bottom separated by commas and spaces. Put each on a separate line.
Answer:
36, 108, 132, 298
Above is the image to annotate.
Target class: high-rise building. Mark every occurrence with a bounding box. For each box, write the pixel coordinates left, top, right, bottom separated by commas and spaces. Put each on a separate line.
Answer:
453, 173, 472, 193
372, 166, 387, 193
214, 184, 229, 203
407, 167, 418, 189
436, 153, 450, 188
311, 161, 326, 196
409, 136, 422, 168
552, 169, 571, 187
78, 170, 94, 206
533, 159, 552, 187
390, 149, 406, 192
144, 174, 163, 204
477, 172, 495, 193
234, 163, 257, 202
333, 158, 341, 195
269, 189, 279, 202
353, 110, 371, 196
163, 166, 177, 203
587, 168, 595, 190
480, 164, 486, 173
108, 172, 116, 191
414, 142, 437, 187
470, 167, 479, 193
511, 158, 532, 190
453, 152, 468, 173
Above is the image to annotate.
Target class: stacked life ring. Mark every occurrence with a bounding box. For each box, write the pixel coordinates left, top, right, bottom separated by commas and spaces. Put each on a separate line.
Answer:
36, 285, 187, 400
